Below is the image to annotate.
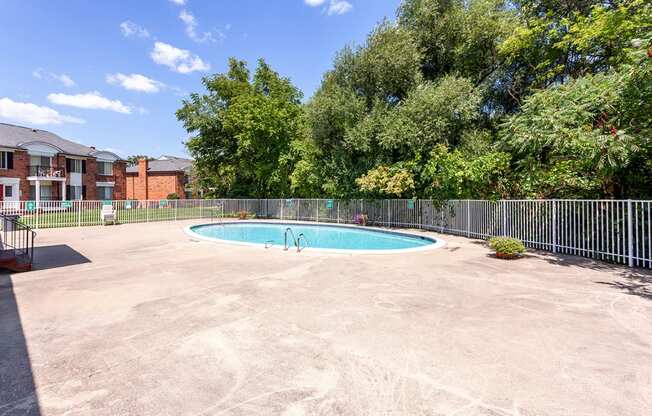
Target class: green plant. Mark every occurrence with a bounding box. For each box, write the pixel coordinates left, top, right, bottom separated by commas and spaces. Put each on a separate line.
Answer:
488, 237, 526, 259
167, 193, 180, 200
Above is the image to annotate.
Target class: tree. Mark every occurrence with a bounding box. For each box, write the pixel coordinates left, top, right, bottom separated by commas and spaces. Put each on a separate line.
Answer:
500, 41, 652, 198
177, 58, 306, 198
126, 155, 153, 166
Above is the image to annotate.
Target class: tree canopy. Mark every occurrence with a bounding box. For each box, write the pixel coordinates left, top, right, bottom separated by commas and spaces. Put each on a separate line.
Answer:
178, 0, 652, 200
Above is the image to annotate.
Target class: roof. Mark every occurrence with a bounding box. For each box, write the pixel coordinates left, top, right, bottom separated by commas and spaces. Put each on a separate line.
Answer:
126, 155, 193, 173
0, 122, 120, 159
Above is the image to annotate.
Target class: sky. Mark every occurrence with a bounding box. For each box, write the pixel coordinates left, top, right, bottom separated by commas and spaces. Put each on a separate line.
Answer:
0, 0, 401, 158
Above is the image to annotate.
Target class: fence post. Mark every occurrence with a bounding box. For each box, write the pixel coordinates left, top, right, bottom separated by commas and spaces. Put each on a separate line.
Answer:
146, 201, 149, 222
337, 201, 340, 224
466, 200, 471, 238
552, 200, 557, 253
627, 199, 634, 267
316, 200, 319, 223
502, 200, 507, 237
388, 201, 391, 227
78, 201, 82, 227
175, 200, 178, 221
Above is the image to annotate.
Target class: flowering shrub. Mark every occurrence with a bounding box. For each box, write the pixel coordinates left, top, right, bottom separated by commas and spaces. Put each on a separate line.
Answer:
354, 213, 368, 226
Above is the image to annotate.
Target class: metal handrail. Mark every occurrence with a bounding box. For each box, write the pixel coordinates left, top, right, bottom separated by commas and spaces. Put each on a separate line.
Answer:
297, 233, 309, 252
284, 227, 298, 251
0, 214, 36, 267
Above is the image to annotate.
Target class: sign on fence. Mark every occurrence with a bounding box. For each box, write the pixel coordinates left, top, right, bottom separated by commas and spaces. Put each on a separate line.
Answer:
125, 201, 132, 209
407, 200, 415, 209
62, 201, 72, 209
26, 201, 36, 211
159, 200, 168, 207
326, 200, 334, 209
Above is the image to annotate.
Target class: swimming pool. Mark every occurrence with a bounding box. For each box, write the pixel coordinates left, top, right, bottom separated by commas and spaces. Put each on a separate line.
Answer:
186, 221, 444, 253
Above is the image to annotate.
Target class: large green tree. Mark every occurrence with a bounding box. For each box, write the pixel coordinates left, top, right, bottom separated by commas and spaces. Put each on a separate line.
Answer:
177, 58, 306, 198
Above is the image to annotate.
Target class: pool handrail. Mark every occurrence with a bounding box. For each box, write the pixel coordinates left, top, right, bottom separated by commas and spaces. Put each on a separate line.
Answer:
284, 227, 298, 251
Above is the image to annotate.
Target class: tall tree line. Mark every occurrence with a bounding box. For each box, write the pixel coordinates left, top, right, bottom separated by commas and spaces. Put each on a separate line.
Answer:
177, 0, 652, 200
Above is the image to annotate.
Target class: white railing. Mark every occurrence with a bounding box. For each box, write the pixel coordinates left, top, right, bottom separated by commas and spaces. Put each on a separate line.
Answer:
1, 198, 650, 269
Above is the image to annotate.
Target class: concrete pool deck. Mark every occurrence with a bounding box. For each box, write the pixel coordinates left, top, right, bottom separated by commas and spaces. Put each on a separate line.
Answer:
1, 219, 651, 415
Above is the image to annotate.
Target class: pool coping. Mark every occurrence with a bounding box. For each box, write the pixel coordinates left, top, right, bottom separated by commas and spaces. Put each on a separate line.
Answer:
184, 220, 447, 255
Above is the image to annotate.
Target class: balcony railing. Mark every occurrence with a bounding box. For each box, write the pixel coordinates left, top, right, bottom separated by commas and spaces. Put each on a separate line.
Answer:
28, 165, 66, 178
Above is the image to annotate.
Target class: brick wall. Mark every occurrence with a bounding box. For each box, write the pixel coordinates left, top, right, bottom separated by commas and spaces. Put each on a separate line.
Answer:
112, 161, 127, 200
0, 150, 29, 200
126, 174, 137, 199
125, 158, 185, 200
83, 158, 97, 200
146, 172, 184, 200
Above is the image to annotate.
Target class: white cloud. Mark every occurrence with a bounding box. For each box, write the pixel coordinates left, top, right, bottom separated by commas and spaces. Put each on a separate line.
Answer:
106, 73, 164, 93
47, 91, 132, 114
120, 21, 150, 38
179, 9, 218, 43
305, 0, 326, 6
150, 41, 210, 74
32, 68, 76, 87
328, 0, 353, 15
0, 97, 84, 125
169, 0, 186, 5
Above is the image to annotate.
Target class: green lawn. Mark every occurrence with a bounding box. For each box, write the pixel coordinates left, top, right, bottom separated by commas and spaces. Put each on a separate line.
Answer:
21, 207, 227, 228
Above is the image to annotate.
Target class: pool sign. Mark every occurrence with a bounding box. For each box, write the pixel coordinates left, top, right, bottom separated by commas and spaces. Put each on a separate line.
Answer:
125, 201, 132, 210
62, 201, 72, 209
286, 199, 293, 208
326, 200, 334, 209
26, 201, 36, 211
102, 200, 112, 206
407, 200, 415, 209
159, 199, 168, 207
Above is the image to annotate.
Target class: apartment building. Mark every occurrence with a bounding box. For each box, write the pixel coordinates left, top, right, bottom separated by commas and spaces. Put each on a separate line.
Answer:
0, 122, 127, 202
126, 156, 193, 200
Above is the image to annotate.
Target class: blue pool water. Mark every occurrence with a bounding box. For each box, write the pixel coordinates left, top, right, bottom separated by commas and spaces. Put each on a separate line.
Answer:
189, 222, 438, 251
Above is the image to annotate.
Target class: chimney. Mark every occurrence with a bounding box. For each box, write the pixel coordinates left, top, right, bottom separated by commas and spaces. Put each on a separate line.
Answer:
138, 158, 148, 200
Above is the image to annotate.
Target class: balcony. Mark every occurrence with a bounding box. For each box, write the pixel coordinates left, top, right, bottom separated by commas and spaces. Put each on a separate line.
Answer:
28, 165, 66, 178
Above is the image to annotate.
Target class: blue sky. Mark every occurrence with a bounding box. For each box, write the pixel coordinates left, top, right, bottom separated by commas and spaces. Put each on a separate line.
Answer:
0, 0, 400, 158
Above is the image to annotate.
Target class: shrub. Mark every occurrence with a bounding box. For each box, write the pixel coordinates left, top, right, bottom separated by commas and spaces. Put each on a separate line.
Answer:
238, 211, 249, 220
488, 237, 525, 259
167, 193, 180, 200
354, 213, 368, 226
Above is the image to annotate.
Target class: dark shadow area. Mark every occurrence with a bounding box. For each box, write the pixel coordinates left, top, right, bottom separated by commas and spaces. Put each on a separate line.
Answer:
0, 275, 41, 415
596, 270, 652, 301
31, 245, 91, 271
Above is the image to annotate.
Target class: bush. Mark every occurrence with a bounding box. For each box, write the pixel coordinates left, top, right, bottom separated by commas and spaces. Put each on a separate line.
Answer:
167, 193, 180, 200
488, 237, 525, 259
238, 211, 249, 220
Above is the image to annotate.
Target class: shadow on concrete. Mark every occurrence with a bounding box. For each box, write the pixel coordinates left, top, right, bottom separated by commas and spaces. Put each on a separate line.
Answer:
0, 276, 41, 415
32, 245, 91, 271
596, 270, 652, 301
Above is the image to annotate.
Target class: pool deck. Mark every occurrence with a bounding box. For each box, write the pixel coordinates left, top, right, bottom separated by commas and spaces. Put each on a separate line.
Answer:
1, 219, 651, 415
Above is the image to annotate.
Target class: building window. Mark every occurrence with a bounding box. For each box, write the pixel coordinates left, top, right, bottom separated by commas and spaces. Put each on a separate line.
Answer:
97, 186, 113, 200
5, 185, 13, 198
0, 152, 13, 169
66, 158, 84, 173
97, 162, 113, 176
66, 185, 83, 200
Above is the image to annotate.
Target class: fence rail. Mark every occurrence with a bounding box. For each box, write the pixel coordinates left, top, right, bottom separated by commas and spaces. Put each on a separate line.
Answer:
1, 198, 651, 269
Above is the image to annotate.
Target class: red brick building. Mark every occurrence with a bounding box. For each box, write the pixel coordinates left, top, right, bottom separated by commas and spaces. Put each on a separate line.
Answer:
0, 122, 127, 202
126, 156, 193, 200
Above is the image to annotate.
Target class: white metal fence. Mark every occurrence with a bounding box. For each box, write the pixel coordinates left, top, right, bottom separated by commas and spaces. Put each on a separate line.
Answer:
1, 198, 651, 269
